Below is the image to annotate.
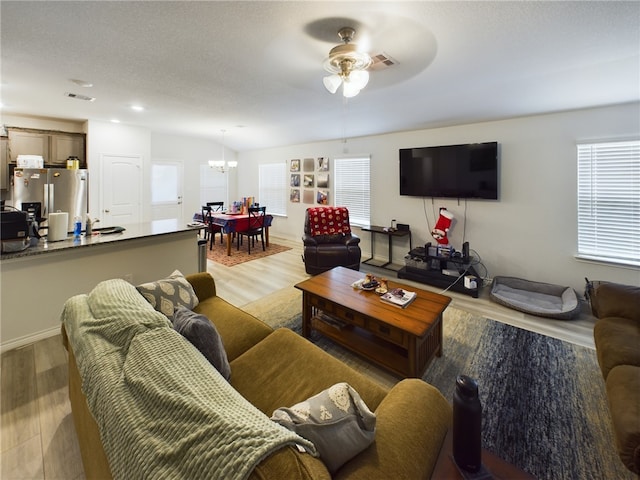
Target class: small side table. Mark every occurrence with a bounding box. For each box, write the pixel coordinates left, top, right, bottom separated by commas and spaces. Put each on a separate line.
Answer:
361, 225, 412, 271
431, 431, 536, 479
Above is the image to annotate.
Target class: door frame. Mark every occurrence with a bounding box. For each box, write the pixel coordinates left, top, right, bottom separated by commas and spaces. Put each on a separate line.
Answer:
150, 158, 184, 221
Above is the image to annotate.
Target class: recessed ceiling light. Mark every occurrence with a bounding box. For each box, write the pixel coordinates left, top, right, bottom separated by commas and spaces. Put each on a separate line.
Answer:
131, 105, 144, 112
70, 79, 93, 88
111, 119, 120, 124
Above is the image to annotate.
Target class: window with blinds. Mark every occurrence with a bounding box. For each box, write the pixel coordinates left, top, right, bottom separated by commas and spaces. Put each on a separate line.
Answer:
577, 140, 640, 267
334, 156, 370, 227
259, 163, 287, 216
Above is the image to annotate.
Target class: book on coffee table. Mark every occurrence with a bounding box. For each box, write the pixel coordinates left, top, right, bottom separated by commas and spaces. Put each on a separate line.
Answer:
380, 288, 417, 308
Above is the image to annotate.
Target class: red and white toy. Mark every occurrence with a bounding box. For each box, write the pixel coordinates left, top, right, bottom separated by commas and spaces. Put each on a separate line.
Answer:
431, 208, 454, 245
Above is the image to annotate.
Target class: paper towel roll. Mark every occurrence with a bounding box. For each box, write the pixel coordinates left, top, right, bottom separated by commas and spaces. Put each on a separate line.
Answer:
48, 212, 69, 242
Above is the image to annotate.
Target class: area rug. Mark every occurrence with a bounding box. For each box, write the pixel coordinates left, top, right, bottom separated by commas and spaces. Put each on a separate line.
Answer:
246, 290, 632, 480
206, 241, 291, 267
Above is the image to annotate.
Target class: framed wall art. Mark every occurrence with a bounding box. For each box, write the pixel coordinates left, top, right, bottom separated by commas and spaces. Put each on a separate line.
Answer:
303, 158, 315, 172
318, 157, 329, 171
317, 172, 329, 188
303, 174, 314, 187
303, 189, 315, 204
316, 190, 329, 205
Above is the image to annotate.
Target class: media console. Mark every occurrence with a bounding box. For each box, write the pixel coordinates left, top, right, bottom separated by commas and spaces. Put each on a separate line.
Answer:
397, 242, 480, 298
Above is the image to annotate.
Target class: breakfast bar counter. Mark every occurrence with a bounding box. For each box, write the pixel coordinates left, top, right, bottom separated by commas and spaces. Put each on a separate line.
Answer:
1, 219, 199, 261
1, 219, 200, 351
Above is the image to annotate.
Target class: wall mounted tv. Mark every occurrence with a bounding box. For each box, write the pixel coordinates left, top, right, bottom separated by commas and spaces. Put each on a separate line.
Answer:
399, 141, 499, 199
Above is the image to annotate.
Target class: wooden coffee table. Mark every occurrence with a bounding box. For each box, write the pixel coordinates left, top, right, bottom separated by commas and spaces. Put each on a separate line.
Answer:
294, 266, 451, 377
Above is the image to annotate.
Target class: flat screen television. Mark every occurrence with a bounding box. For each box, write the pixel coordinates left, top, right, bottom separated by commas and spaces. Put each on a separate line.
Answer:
399, 142, 499, 199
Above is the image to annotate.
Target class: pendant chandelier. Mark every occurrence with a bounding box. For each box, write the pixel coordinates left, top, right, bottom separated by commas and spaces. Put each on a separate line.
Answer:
208, 129, 237, 172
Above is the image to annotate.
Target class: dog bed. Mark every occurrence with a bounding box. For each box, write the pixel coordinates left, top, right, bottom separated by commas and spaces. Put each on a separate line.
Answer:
489, 276, 581, 320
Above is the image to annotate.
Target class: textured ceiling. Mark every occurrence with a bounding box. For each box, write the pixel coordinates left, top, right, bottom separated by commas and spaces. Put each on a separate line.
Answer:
1, 1, 638, 151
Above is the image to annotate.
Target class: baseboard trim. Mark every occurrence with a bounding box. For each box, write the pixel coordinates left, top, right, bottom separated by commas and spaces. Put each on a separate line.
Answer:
1, 326, 61, 353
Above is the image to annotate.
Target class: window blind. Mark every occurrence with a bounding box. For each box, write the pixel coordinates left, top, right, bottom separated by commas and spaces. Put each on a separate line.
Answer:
259, 163, 287, 216
334, 156, 370, 227
577, 140, 640, 266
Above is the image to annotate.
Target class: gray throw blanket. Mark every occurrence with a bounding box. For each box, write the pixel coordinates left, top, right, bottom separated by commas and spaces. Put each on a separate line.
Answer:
62, 279, 315, 480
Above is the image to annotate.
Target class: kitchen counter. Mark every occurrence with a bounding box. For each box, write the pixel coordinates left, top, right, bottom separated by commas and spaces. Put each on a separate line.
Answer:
1, 219, 201, 351
1, 219, 200, 261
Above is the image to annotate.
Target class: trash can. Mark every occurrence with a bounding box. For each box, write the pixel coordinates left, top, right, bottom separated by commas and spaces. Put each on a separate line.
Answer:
198, 239, 207, 272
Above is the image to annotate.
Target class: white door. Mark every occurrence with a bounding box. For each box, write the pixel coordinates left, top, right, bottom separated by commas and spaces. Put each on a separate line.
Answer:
151, 160, 183, 221
101, 154, 142, 227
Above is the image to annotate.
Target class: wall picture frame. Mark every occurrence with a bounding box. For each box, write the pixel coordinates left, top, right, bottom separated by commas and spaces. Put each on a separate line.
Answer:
316, 190, 329, 205
318, 157, 329, 171
317, 172, 329, 188
303, 174, 314, 187
303, 189, 315, 204
303, 157, 315, 172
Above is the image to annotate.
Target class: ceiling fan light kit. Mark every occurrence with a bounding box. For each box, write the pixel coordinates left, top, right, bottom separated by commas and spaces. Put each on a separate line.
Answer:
323, 27, 372, 98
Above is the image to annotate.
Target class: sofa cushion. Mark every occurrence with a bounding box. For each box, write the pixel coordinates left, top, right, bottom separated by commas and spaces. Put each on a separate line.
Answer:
172, 305, 231, 380
230, 328, 388, 416
588, 281, 640, 321
594, 316, 640, 378
193, 295, 273, 362
249, 446, 331, 480
605, 365, 640, 474
136, 270, 199, 318
272, 382, 376, 474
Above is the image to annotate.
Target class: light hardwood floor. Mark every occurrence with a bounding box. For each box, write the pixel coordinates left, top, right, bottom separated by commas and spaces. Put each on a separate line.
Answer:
1, 236, 596, 479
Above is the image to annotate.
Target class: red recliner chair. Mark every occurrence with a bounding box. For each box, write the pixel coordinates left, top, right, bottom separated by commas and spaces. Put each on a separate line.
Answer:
302, 206, 361, 275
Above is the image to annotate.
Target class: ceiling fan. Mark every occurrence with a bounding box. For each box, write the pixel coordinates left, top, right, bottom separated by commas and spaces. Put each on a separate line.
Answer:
322, 27, 372, 98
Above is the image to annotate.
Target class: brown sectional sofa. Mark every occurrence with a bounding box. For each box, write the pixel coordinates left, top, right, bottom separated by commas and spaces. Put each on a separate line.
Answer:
591, 281, 640, 474
61, 272, 452, 479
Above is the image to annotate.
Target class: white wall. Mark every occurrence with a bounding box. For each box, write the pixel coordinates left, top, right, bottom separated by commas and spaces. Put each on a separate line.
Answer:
5, 105, 639, 293
237, 103, 640, 292
86, 120, 152, 221
150, 132, 237, 219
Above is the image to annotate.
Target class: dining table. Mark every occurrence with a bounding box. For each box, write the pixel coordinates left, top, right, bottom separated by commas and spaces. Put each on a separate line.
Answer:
202, 212, 274, 256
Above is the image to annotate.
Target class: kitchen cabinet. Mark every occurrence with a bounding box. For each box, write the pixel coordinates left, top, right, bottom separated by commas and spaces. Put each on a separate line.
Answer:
50, 134, 85, 165
8, 130, 49, 163
7, 128, 86, 167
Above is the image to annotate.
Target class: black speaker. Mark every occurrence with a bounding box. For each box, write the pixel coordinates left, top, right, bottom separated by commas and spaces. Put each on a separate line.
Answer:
397, 223, 410, 231
462, 241, 470, 261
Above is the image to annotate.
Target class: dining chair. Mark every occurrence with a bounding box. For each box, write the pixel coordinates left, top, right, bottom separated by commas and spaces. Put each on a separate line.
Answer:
236, 206, 266, 254
202, 204, 224, 250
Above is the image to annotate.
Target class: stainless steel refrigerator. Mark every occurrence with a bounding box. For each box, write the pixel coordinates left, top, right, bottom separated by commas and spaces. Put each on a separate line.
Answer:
12, 168, 88, 232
